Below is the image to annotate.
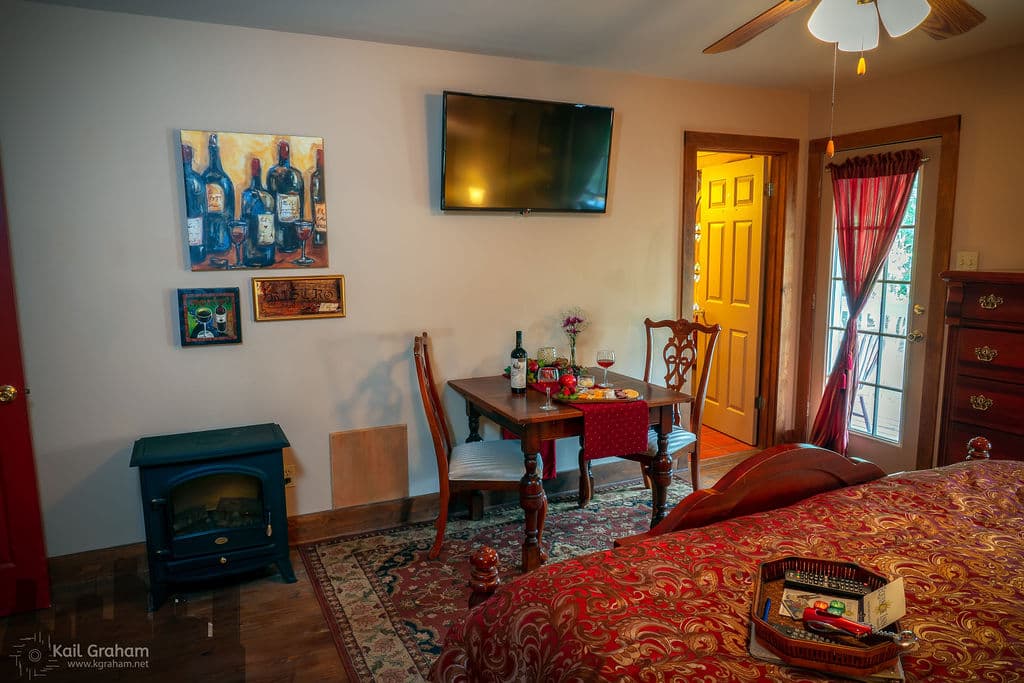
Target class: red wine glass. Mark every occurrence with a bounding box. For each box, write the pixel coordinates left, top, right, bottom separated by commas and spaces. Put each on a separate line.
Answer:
228, 220, 247, 269
292, 220, 315, 265
536, 366, 560, 410
596, 349, 615, 387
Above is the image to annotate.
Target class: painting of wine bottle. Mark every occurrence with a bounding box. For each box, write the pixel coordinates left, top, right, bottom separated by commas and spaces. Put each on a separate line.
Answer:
177, 288, 243, 346
179, 130, 328, 271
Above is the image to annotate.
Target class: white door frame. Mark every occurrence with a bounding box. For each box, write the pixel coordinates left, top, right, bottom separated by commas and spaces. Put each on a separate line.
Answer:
796, 116, 962, 469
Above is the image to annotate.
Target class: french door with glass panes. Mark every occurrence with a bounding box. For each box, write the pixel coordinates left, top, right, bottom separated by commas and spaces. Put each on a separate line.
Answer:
809, 139, 940, 473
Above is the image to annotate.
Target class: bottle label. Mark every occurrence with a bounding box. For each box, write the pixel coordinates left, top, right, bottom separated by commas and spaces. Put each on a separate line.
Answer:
187, 217, 203, 246
510, 358, 527, 390
257, 213, 275, 245
314, 203, 327, 232
207, 185, 225, 213
277, 193, 300, 222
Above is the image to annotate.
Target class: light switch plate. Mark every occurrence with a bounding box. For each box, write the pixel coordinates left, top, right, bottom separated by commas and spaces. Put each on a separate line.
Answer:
956, 251, 979, 271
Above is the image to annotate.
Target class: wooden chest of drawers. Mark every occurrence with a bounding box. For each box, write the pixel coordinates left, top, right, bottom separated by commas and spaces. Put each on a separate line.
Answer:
938, 271, 1024, 465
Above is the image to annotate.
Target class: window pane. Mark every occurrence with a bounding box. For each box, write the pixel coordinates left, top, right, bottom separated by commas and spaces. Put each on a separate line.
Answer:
900, 174, 920, 227
885, 228, 915, 282
875, 388, 902, 442
878, 336, 906, 391
850, 383, 875, 436
831, 280, 850, 328
882, 283, 911, 336
857, 283, 883, 333
826, 329, 844, 377
856, 334, 880, 385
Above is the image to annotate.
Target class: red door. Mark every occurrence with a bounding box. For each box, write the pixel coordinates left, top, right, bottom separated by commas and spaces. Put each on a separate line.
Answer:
0, 159, 51, 616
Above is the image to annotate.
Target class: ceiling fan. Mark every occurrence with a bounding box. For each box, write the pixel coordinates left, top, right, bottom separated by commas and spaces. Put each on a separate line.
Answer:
704, 0, 986, 54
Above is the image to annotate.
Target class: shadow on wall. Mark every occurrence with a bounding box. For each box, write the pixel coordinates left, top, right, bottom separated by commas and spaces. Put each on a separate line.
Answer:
43, 440, 144, 557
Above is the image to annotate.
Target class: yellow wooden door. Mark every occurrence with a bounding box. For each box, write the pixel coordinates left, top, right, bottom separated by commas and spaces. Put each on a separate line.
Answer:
696, 156, 766, 444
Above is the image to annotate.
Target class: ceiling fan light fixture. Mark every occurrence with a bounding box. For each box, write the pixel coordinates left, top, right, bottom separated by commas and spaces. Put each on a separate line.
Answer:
875, 0, 931, 38
808, 0, 879, 50
808, 0, 930, 52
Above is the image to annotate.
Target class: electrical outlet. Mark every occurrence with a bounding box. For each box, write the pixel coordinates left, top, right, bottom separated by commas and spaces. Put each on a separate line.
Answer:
956, 251, 979, 271
283, 463, 296, 488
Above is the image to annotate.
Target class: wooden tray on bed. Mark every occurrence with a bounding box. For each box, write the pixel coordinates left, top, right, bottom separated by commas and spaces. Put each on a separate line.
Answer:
751, 557, 904, 678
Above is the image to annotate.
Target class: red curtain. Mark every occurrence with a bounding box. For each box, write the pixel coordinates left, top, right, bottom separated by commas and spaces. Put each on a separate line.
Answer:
809, 149, 923, 454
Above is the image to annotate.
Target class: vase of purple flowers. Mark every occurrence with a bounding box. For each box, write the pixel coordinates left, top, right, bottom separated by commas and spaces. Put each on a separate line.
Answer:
560, 307, 589, 374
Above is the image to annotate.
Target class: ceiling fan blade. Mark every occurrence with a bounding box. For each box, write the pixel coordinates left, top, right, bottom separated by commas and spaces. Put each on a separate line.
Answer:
703, 0, 815, 54
920, 0, 986, 39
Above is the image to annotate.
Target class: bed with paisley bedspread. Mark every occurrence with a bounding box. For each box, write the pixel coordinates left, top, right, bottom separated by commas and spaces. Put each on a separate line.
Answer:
430, 443, 1024, 682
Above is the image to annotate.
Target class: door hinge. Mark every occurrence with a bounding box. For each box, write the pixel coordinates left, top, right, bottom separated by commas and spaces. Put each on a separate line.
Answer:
755, 396, 765, 410
765, 181, 774, 197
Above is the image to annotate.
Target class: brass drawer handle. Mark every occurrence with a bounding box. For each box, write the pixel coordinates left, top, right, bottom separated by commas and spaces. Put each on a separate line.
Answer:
974, 346, 998, 362
978, 294, 1004, 310
220, 556, 228, 565
969, 394, 994, 411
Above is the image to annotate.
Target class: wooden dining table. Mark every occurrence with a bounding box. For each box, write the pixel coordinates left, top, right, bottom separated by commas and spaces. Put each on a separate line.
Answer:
447, 370, 693, 572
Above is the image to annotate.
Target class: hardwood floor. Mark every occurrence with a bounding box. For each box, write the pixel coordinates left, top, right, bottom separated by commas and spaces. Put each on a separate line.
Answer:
0, 453, 753, 682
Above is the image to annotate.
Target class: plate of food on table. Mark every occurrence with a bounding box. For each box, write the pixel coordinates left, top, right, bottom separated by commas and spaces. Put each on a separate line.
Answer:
555, 387, 640, 402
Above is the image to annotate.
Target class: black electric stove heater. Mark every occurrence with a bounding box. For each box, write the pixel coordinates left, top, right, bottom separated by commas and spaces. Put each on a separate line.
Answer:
131, 423, 296, 610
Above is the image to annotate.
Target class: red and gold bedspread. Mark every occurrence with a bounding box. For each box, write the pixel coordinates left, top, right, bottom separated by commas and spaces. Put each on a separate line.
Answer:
431, 461, 1024, 682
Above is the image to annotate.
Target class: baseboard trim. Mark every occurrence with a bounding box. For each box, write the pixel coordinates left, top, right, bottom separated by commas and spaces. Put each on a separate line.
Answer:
288, 457, 647, 545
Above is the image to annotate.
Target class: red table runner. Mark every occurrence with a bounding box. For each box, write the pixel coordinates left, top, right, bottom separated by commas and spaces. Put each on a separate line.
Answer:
572, 399, 649, 460
501, 384, 648, 477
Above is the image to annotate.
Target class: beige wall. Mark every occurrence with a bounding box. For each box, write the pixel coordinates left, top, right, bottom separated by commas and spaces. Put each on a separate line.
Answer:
809, 43, 1024, 271
0, 2, 809, 556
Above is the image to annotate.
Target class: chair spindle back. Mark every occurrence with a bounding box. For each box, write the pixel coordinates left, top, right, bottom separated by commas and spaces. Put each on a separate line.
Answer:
642, 317, 722, 432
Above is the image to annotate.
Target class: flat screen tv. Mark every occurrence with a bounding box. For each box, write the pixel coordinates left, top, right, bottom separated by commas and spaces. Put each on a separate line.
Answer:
441, 91, 614, 213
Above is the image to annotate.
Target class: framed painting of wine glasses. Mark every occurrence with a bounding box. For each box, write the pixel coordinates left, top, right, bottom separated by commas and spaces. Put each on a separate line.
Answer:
251, 275, 346, 322
178, 129, 328, 272
176, 288, 243, 346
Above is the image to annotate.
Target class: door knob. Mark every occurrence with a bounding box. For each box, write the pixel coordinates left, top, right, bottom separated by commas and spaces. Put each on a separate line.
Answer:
0, 385, 18, 404
906, 330, 925, 343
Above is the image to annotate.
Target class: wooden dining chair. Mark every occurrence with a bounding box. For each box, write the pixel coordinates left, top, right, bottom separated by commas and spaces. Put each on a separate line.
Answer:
640, 317, 722, 492
577, 317, 721, 506
413, 332, 534, 559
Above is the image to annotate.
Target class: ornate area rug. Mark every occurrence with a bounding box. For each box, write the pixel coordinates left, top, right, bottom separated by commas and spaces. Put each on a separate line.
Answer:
299, 478, 692, 682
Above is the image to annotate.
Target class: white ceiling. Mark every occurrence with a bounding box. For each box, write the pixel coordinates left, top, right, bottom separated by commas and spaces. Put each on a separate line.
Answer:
30, 0, 1024, 90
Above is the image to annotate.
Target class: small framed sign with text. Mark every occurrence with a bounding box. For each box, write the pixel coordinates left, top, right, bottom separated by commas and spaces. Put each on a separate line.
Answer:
252, 275, 346, 322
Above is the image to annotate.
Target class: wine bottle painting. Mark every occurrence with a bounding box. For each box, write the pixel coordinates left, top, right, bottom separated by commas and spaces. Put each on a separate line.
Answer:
176, 288, 243, 346
179, 130, 328, 271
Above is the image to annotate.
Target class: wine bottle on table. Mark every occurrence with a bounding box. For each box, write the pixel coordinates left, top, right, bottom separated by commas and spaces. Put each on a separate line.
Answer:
310, 148, 327, 247
241, 158, 276, 267
181, 144, 206, 265
202, 133, 235, 255
510, 330, 527, 394
266, 140, 304, 253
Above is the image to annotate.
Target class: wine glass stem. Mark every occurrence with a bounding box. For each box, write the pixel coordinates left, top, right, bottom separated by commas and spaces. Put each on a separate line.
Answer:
603, 367, 609, 385
235, 244, 243, 266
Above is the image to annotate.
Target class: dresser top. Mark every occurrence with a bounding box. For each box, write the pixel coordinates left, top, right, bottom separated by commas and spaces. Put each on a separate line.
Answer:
941, 270, 1024, 285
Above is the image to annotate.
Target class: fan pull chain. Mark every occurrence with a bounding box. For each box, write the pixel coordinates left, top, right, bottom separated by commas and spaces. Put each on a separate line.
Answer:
826, 43, 837, 158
